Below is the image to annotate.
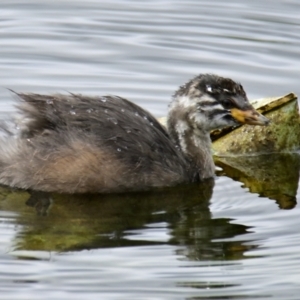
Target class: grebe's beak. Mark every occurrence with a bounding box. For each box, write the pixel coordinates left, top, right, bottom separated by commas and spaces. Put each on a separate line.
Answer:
230, 107, 270, 126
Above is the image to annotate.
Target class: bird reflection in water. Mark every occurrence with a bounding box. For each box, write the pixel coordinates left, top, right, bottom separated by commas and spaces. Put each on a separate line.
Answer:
0, 177, 257, 262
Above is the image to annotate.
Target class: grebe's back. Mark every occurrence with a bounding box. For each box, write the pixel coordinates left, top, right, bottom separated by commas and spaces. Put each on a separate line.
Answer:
0, 93, 190, 193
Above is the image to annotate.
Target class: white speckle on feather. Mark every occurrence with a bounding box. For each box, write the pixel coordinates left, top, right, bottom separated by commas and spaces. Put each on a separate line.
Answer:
206, 85, 212, 93
107, 117, 118, 125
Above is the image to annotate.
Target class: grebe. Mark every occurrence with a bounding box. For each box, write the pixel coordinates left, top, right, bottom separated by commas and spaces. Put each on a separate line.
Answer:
0, 74, 269, 193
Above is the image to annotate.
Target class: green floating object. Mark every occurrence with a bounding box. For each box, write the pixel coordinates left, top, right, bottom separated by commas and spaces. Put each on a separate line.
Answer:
212, 93, 299, 155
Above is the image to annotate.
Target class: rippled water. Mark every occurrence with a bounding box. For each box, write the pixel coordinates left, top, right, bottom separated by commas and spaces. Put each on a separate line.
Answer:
0, 0, 300, 299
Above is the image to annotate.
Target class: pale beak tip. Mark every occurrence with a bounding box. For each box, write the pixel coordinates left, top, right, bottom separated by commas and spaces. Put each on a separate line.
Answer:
259, 114, 270, 126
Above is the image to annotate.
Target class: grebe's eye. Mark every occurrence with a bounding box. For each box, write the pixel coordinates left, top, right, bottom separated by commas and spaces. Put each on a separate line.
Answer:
222, 98, 235, 109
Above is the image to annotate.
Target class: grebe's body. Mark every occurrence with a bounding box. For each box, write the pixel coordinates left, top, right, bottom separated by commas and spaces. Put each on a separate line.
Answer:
0, 74, 269, 193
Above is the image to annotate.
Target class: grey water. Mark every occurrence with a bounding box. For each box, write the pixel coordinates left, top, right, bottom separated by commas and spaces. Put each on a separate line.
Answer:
0, 0, 300, 299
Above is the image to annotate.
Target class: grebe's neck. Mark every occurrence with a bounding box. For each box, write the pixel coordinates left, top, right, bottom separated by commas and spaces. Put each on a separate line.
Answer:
167, 117, 215, 181
186, 129, 215, 180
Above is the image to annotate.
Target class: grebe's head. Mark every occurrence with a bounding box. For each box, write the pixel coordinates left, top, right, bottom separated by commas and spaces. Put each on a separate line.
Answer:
168, 74, 269, 134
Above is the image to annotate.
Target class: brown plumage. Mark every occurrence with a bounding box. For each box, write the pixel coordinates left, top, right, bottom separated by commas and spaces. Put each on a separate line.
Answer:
0, 74, 269, 193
